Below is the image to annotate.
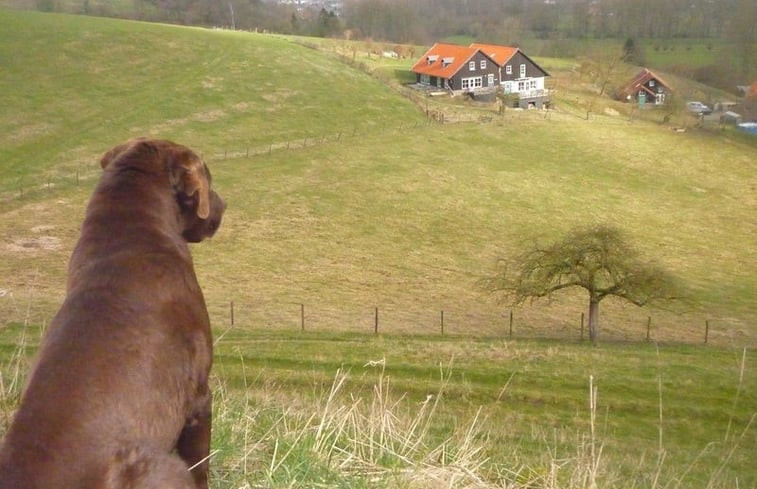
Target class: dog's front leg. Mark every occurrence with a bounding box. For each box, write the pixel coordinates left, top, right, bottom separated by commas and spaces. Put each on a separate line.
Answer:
177, 384, 212, 489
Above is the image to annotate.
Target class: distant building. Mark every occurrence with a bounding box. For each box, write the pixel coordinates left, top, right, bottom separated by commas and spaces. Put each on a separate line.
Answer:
617, 68, 672, 106
470, 43, 550, 108
410, 42, 550, 108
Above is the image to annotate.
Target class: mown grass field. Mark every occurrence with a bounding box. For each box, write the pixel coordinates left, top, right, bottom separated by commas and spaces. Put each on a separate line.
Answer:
1, 323, 754, 487
0, 8, 755, 488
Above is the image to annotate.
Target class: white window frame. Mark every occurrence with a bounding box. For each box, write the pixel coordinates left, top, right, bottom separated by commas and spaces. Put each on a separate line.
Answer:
488, 74, 495, 86
518, 80, 526, 91
520, 64, 526, 78
468, 61, 475, 71
461, 77, 483, 90
480, 60, 486, 69
506, 65, 512, 75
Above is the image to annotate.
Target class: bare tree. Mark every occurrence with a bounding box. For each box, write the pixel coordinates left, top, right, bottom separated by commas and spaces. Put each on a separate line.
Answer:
479, 225, 685, 344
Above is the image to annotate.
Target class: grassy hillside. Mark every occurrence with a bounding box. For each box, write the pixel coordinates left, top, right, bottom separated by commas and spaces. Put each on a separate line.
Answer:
0, 9, 755, 489
0, 9, 424, 193
1, 9, 756, 346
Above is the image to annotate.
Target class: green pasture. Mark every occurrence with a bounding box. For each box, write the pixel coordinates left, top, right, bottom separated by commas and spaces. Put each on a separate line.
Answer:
0, 9, 424, 194
1, 8, 756, 343
642, 39, 722, 69
1, 324, 754, 487
0, 9, 756, 488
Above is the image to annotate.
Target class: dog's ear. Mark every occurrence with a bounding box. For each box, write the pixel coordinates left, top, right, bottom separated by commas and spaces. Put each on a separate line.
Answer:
169, 152, 211, 220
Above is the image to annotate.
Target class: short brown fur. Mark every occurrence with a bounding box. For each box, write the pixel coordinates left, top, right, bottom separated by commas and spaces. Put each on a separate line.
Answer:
0, 139, 225, 489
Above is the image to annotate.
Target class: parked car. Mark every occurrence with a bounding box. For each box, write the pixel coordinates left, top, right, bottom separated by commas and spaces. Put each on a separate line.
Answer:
686, 101, 712, 115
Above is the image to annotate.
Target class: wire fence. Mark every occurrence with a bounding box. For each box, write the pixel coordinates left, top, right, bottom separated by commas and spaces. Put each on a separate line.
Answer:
0, 291, 749, 348
203, 298, 748, 348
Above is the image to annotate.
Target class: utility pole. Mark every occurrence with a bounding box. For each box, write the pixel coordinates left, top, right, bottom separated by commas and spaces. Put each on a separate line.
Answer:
229, 3, 236, 30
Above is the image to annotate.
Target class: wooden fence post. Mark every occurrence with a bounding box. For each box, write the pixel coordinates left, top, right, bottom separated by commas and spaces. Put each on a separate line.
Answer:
374, 307, 379, 335
301, 303, 305, 331
509, 310, 513, 339
704, 320, 710, 344
440, 310, 444, 336
230, 301, 235, 326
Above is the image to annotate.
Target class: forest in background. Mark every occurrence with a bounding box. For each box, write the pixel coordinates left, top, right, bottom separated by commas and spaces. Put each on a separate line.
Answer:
3, 0, 755, 91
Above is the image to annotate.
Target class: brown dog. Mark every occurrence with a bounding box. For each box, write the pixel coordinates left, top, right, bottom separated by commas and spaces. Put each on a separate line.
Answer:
0, 139, 225, 488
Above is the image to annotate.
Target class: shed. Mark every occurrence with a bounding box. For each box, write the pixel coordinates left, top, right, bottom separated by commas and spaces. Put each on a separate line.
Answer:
720, 111, 742, 125
617, 68, 672, 106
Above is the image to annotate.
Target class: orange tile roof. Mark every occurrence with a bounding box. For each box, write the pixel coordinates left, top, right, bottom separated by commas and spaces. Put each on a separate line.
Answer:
411, 43, 479, 78
469, 43, 519, 66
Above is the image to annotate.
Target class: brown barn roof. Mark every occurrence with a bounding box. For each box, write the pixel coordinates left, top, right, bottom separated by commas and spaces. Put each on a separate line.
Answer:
618, 68, 672, 99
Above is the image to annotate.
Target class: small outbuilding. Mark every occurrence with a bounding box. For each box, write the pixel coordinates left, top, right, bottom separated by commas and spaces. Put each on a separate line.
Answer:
617, 68, 672, 106
720, 111, 742, 125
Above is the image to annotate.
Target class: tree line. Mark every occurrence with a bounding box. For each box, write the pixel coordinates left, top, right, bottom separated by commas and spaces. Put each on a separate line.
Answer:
31, 0, 754, 46
342, 0, 751, 44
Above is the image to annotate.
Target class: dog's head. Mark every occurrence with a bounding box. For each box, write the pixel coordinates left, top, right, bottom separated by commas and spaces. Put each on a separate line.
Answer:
99, 138, 225, 243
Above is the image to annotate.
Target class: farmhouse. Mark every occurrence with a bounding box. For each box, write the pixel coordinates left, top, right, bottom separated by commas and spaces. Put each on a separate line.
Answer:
617, 68, 672, 106
470, 43, 550, 108
410, 43, 500, 96
411, 42, 551, 108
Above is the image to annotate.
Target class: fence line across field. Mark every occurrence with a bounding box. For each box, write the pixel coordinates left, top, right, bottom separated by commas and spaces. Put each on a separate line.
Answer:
217, 300, 723, 346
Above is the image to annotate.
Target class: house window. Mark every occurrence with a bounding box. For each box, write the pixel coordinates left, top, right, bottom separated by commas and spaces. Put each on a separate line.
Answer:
520, 64, 526, 78
469, 61, 476, 71
480, 60, 486, 69
530, 79, 537, 89
488, 74, 495, 86
649, 79, 655, 87
462, 77, 483, 90
518, 80, 526, 91
506, 65, 512, 75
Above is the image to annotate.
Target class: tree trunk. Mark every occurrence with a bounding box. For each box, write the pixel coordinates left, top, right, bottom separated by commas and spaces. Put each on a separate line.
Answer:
588, 297, 600, 344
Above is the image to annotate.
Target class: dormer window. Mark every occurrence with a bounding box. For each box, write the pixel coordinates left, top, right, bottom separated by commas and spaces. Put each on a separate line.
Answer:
427, 55, 438, 65
442, 57, 454, 67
